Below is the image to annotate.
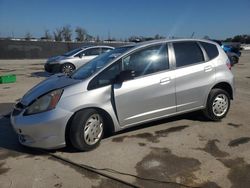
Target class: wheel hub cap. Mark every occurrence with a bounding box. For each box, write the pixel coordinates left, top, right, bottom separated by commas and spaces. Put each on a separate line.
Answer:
84, 114, 103, 145
212, 94, 229, 117
62, 65, 73, 74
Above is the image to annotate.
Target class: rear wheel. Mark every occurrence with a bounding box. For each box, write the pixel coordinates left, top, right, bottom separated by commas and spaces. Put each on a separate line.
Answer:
69, 109, 104, 151
231, 56, 238, 65
61, 63, 75, 75
203, 89, 230, 121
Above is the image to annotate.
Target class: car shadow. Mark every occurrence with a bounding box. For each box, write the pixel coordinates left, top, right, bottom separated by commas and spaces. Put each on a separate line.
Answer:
0, 116, 45, 155
112, 111, 208, 136
0, 103, 44, 156
30, 71, 51, 78
0, 101, 209, 154
59, 111, 210, 153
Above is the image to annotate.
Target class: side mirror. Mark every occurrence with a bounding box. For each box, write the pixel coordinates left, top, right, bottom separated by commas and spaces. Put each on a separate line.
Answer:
79, 53, 84, 58
115, 70, 135, 83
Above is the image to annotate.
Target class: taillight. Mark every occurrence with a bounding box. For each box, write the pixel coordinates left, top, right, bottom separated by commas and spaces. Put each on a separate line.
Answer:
226, 59, 231, 70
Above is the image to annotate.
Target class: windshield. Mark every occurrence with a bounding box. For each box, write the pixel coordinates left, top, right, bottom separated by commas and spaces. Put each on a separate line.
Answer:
63, 48, 83, 57
71, 46, 134, 80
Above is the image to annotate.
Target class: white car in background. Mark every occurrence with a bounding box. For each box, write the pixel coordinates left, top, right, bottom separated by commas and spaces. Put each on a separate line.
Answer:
44, 46, 114, 74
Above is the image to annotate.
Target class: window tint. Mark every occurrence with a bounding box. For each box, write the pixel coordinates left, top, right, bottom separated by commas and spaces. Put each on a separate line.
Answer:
122, 44, 169, 77
84, 48, 100, 56
88, 62, 121, 90
173, 42, 204, 67
200, 42, 219, 60
101, 48, 112, 53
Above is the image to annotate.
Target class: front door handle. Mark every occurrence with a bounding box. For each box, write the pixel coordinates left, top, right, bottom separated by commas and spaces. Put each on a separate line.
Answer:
204, 65, 213, 72
160, 77, 170, 85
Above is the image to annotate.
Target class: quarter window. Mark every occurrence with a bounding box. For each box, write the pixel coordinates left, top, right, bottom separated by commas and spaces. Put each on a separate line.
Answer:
88, 61, 121, 90
173, 42, 204, 67
200, 42, 219, 60
122, 44, 169, 77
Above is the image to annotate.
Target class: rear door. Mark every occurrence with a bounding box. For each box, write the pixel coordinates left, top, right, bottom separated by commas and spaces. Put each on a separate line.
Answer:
113, 43, 176, 127
172, 41, 215, 111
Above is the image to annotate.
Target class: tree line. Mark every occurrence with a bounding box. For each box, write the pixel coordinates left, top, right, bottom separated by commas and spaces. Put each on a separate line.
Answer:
225, 35, 250, 44
24, 25, 95, 42
22, 25, 166, 43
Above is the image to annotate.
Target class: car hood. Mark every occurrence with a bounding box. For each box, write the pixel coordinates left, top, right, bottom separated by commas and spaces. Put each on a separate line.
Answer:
47, 55, 69, 62
21, 74, 81, 106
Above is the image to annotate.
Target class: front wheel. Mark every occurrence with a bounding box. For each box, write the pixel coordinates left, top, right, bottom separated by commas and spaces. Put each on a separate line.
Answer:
61, 63, 75, 75
203, 89, 230, 121
69, 109, 104, 151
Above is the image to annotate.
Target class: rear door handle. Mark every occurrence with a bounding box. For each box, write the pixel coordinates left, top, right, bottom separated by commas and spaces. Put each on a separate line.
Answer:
160, 77, 170, 85
204, 65, 213, 72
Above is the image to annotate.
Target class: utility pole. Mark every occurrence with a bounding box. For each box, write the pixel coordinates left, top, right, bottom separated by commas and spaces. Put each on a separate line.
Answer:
190, 32, 195, 38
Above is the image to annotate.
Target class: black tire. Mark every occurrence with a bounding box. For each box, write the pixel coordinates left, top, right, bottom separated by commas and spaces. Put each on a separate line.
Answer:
61, 63, 75, 75
203, 89, 230, 121
69, 109, 104, 151
231, 56, 238, 65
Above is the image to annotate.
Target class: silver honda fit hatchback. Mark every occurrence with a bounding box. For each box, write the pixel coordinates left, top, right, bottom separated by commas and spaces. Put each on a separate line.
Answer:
11, 39, 234, 151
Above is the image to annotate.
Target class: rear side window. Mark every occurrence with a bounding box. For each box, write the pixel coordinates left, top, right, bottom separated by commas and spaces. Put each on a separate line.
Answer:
200, 42, 219, 60
173, 41, 204, 68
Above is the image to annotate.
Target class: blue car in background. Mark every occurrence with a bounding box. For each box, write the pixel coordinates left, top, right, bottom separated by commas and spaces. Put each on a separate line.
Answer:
212, 40, 241, 65
222, 44, 241, 65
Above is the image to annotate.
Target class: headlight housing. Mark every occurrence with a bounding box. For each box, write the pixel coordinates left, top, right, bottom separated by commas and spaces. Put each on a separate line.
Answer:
24, 89, 63, 115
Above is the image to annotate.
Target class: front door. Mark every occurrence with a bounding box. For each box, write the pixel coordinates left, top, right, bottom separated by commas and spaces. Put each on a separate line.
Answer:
114, 43, 176, 127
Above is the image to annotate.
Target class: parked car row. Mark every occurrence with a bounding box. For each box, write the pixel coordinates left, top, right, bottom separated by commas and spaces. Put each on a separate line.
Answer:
12, 39, 234, 151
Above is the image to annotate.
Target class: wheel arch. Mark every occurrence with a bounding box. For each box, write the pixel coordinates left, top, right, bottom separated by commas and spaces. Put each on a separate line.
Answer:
211, 82, 233, 100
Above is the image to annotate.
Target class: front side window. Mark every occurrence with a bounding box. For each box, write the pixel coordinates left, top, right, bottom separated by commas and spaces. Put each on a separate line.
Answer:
71, 46, 133, 80
63, 48, 83, 57
173, 41, 204, 68
122, 43, 169, 77
101, 48, 112, 54
84, 48, 100, 56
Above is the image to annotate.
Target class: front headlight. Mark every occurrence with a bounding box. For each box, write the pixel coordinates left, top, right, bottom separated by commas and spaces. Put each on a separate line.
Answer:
24, 89, 63, 115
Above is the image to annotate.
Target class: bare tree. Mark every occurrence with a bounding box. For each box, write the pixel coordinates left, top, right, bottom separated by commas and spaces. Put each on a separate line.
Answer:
96, 35, 100, 42
75, 26, 87, 42
62, 25, 72, 41
53, 28, 63, 41
25, 32, 32, 41
43, 29, 52, 40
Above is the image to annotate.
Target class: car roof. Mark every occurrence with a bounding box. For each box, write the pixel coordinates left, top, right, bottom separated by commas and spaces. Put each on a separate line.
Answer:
132, 38, 218, 47
80, 45, 114, 49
